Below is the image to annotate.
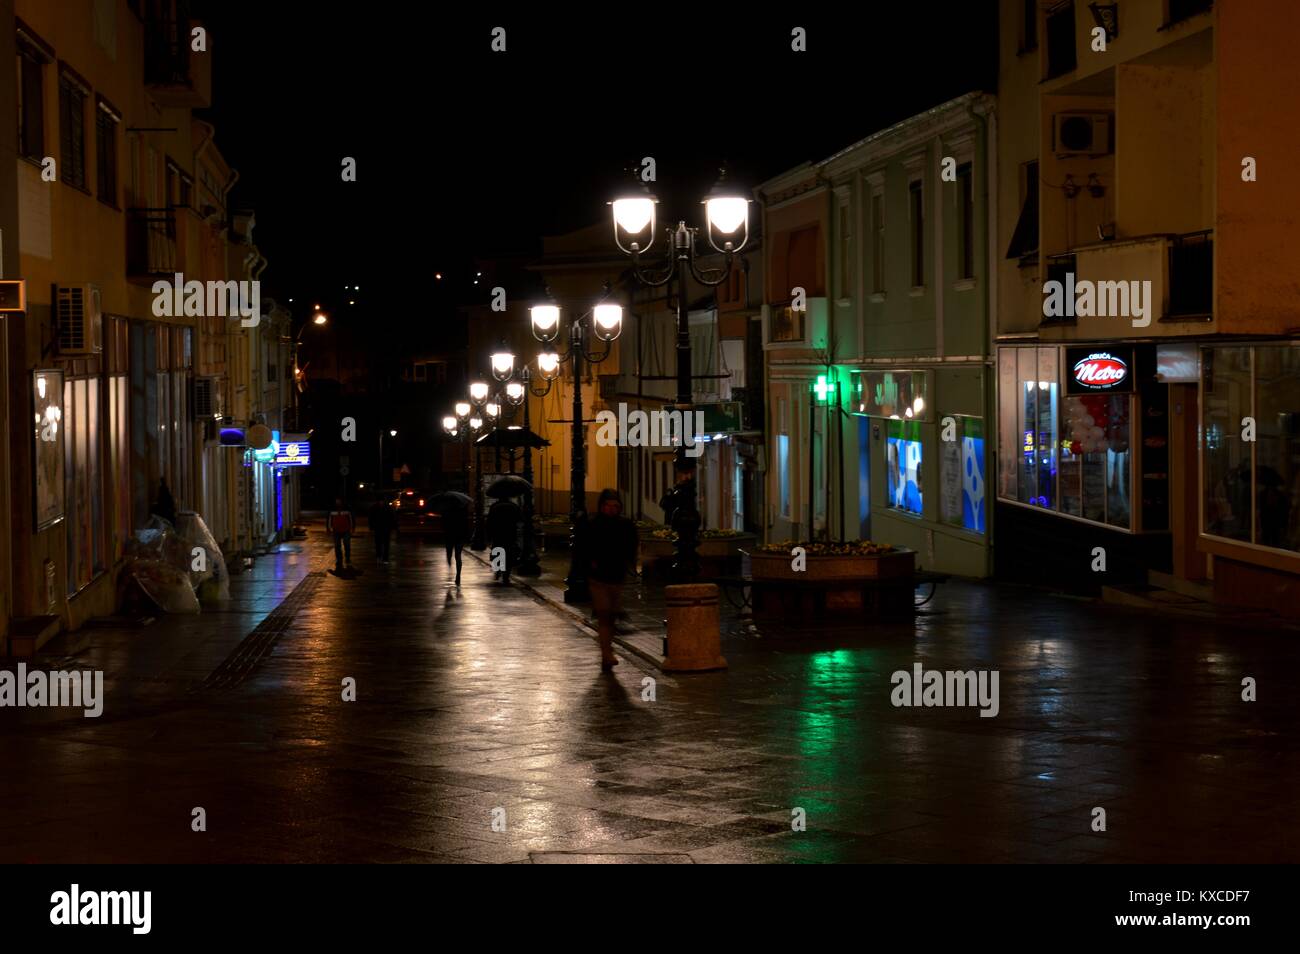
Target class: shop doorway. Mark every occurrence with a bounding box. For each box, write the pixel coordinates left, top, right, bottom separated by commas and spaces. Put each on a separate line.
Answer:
1169, 382, 1206, 580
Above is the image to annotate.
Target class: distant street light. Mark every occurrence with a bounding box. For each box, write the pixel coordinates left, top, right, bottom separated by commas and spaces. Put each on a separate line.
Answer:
490, 347, 515, 381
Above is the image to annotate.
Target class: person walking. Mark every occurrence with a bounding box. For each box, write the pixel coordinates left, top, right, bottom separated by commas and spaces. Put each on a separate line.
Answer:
368, 496, 395, 563
328, 497, 355, 571
486, 496, 522, 585
579, 488, 639, 671
442, 503, 470, 587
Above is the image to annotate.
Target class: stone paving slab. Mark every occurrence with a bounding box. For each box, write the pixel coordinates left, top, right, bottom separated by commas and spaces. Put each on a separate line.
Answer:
1, 530, 1299, 863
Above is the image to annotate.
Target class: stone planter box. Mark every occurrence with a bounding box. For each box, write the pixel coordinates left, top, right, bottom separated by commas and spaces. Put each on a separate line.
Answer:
743, 548, 917, 617
642, 533, 756, 577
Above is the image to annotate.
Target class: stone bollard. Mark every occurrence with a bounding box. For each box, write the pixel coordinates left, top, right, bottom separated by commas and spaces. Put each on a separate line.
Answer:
663, 583, 727, 672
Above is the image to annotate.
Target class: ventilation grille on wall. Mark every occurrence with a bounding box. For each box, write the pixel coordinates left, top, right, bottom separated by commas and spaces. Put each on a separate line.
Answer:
193, 376, 222, 418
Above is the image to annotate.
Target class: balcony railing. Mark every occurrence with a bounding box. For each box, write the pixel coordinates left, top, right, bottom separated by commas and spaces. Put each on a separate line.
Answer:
127, 207, 178, 277
1166, 229, 1213, 320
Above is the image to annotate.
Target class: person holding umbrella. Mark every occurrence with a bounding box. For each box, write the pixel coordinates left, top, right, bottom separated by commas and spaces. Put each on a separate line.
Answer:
486, 495, 523, 585
431, 491, 472, 587
484, 476, 531, 586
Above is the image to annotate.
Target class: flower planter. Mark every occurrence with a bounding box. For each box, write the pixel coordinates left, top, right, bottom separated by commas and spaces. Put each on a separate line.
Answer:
743, 548, 917, 618
641, 533, 756, 577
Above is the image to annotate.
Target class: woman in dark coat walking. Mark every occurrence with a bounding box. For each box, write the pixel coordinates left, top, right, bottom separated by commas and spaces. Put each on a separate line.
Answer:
578, 489, 639, 670
443, 505, 470, 587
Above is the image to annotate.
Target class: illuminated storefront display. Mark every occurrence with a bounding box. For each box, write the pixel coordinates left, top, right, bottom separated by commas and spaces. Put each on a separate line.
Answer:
998, 344, 1163, 533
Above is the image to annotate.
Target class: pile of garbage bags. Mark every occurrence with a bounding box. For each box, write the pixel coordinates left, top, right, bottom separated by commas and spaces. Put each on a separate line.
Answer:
123, 512, 230, 614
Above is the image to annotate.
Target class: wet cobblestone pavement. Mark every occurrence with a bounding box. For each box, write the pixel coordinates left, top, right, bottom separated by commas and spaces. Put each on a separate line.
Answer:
2, 531, 1298, 863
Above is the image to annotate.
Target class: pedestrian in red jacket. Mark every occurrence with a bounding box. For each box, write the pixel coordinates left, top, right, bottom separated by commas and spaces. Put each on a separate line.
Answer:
327, 497, 355, 571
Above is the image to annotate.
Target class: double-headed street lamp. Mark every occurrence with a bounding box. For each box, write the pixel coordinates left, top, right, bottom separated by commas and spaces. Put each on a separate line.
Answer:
442, 404, 474, 487
610, 170, 750, 580
530, 298, 622, 604
444, 403, 484, 511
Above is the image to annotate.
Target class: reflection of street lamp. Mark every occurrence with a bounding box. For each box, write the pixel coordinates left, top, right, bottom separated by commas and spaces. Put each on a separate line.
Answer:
528, 298, 623, 603
612, 168, 749, 581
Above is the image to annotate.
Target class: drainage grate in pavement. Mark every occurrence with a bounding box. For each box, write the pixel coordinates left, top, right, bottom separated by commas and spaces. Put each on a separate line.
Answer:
196, 572, 326, 692
528, 852, 695, 864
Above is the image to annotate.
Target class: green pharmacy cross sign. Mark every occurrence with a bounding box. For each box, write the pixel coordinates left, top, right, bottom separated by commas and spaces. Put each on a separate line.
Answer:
812, 374, 838, 406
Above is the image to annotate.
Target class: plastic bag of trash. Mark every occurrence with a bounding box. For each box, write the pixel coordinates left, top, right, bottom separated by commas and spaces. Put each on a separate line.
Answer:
128, 558, 201, 614
175, 511, 230, 602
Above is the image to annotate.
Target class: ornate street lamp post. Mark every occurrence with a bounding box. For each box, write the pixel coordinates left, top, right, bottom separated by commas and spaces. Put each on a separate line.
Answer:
501, 376, 540, 575
530, 300, 622, 603
610, 170, 750, 580
467, 377, 492, 550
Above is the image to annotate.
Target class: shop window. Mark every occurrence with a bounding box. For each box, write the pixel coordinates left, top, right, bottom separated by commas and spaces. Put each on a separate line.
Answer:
1060, 393, 1132, 529
1015, 347, 1058, 509
1251, 347, 1300, 552
1203, 346, 1253, 542
887, 419, 923, 516
941, 416, 985, 533
108, 374, 130, 556
64, 376, 105, 596
777, 434, 791, 518
998, 350, 1019, 498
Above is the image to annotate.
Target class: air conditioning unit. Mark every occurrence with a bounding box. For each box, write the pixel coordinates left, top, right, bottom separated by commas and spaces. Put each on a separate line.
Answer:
193, 376, 223, 418
1053, 112, 1113, 157
54, 284, 103, 355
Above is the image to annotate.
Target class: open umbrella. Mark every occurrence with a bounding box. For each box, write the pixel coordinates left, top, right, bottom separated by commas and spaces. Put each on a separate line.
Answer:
486, 475, 532, 499
429, 491, 472, 512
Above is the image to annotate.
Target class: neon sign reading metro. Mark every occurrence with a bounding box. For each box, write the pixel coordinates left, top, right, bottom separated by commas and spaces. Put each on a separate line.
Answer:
1072, 352, 1128, 389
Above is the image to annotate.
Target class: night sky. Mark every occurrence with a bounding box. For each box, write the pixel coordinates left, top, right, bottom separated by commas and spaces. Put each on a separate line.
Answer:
196, 6, 999, 325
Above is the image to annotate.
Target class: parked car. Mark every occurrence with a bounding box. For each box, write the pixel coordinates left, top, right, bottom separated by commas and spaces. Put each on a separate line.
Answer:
392, 489, 444, 536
